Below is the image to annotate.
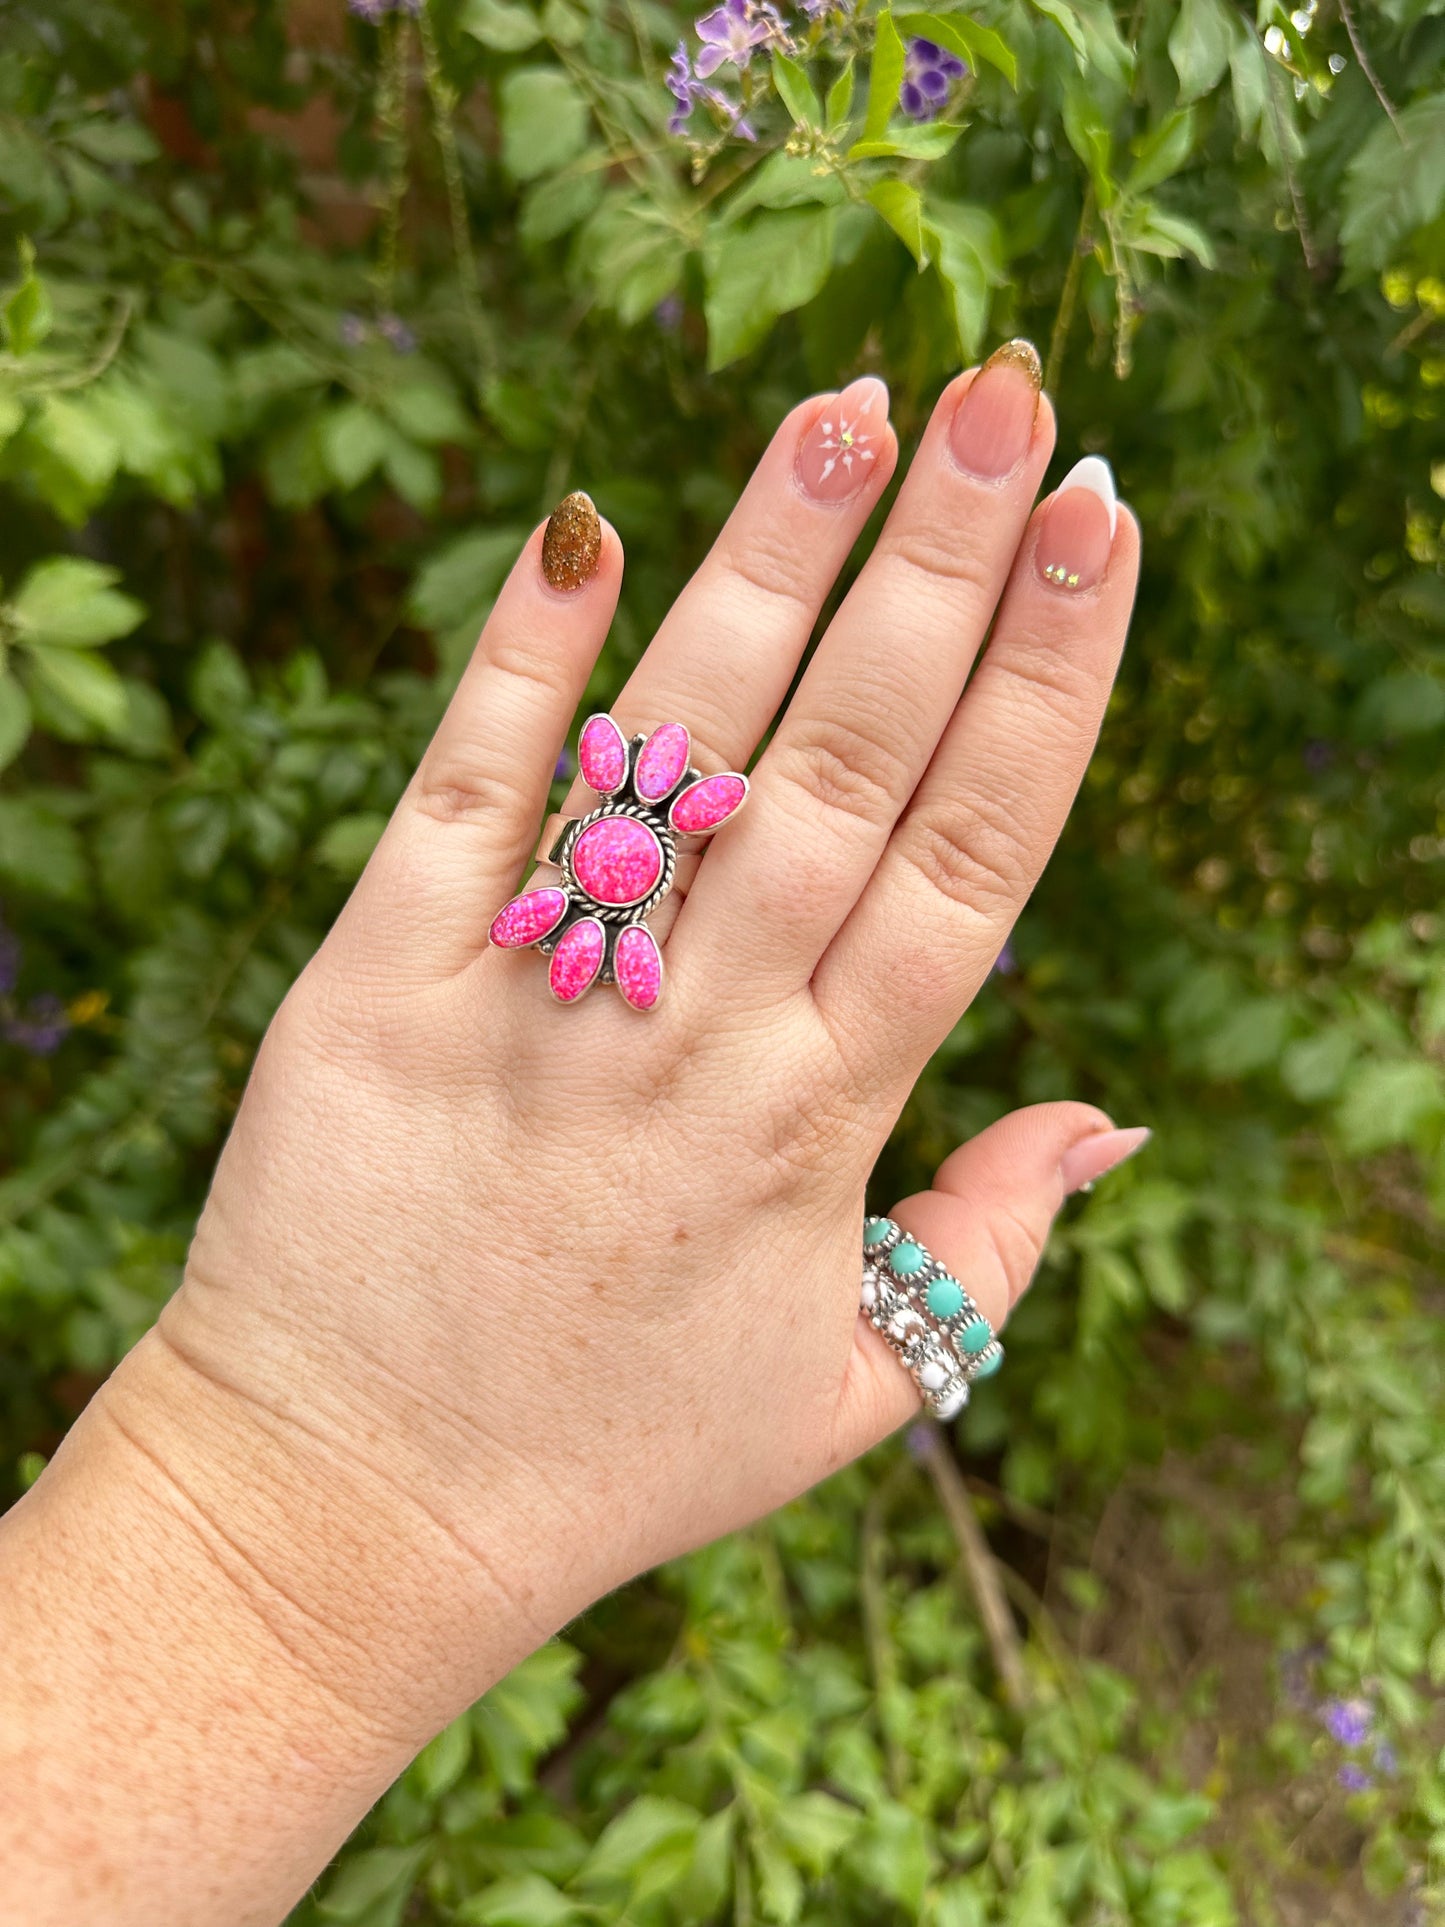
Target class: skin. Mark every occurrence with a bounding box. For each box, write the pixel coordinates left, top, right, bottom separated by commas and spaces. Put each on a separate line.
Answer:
0, 365, 1140, 1926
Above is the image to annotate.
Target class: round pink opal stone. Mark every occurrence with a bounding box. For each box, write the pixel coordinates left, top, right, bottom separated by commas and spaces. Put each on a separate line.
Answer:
614, 925, 662, 1010
578, 714, 626, 793
670, 773, 747, 836
490, 886, 568, 948
549, 919, 604, 1002
634, 723, 690, 801
571, 816, 663, 906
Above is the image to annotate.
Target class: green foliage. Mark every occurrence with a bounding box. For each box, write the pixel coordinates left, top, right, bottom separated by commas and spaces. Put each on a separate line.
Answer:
1, 0, 1443, 1919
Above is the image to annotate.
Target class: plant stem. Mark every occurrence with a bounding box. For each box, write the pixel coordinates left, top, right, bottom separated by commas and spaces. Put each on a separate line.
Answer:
416, 0, 497, 390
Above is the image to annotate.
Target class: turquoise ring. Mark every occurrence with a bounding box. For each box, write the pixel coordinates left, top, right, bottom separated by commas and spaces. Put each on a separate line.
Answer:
860, 1216, 1004, 1419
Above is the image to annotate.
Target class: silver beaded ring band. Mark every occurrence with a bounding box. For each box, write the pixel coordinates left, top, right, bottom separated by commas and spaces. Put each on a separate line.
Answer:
860, 1216, 1004, 1420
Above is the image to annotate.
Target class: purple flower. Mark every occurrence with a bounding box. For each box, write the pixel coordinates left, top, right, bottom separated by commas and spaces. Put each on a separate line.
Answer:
339, 313, 370, 347
666, 39, 758, 139
899, 36, 966, 121
554, 748, 573, 782
694, 0, 781, 76
654, 294, 685, 331
4, 993, 70, 1057
1374, 1741, 1398, 1776
348, 0, 419, 19
1338, 1762, 1372, 1792
1322, 1697, 1372, 1749
377, 312, 418, 354
991, 939, 1016, 977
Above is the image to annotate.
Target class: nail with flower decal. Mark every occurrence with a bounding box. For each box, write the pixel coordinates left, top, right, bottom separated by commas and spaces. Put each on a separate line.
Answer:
796, 376, 889, 504
489, 714, 749, 1008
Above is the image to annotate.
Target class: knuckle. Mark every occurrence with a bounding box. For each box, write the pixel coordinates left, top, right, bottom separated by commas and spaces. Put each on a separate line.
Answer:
984, 1196, 1051, 1307
992, 639, 1105, 722
486, 632, 580, 706
414, 759, 527, 828
880, 522, 996, 600
715, 523, 819, 617
901, 791, 1040, 913
774, 712, 911, 833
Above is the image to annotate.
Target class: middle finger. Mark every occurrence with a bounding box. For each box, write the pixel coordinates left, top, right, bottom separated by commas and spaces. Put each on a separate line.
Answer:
681, 341, 1054, 994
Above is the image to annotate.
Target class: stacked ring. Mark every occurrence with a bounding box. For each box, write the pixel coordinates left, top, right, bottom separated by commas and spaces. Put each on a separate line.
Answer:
859, 1216, 1004, 1420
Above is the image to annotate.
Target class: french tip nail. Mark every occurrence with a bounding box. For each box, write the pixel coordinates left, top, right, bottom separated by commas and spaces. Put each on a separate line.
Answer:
982, 337, 1042, 391
541, 490, 602, 591
1056, 455, 1118, 537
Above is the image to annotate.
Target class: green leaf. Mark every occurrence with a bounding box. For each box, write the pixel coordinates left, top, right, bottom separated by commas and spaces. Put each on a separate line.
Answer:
867, 181, 929, 267
66, 118, 160, 165
773, 1791, 862, 1874
456, 1875, 581, 1927
1341, 95, 1445, 278
1126, 109, 1196, 196
3, 237, 51, 356
924, 201, 1003, 356
849, 120, 964, 161
577, 1795, 700, 1894
1122, 203, 1216, 267
315, 813, 387, 879
413, 1710, 472, 1799
1335, 1059, 1445, 1155
0, 672, 31, 771
519, 165, 606, 247
321, 403, 390, 490
845, 1800, 932, 1914
317, 1843, 427, 1924
861, 10, 906, 143
460, 0, 544, 49
0, 798, 86, 902
10, 557, 144, 651
1027, 0, 1087, 63
1355, 670, 1445, 739
825, 59, 855, 129
1167, 0, 1237, 103
753, 1833, 804, 1924
773, 51, 822, 128
500, 68, 589, 180
703, 207, 836, 369
1062, 80, 1115, 206
25, 647, 130, 735
472, 1643, 584, 1795
724, 151, 846, 222
896, 12, 1018, 87
379, 379, 470, 446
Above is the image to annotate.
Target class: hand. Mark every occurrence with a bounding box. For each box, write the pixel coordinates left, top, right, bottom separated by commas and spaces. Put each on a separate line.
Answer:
6, 345, 1141, 1922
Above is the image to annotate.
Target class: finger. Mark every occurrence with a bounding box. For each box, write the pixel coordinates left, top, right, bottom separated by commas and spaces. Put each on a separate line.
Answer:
815, 460, 1140, 1082
832, 1107, 1150, 1452
683, 343, 1055, 995
555, 378, 898, 828
339, 497, 622, 981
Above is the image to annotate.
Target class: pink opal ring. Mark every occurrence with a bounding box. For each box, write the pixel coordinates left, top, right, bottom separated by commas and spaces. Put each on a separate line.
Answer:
488, 714, 749, 1009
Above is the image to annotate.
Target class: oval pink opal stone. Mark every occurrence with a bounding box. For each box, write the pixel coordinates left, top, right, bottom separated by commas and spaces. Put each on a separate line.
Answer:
549, 919, 604, 1002
490, 886, 568, 948
669, 773, 747, 836
578, 714, 626, 793
571, 816, 662, 906
614, 925, 662, 1010
634, 723, 690, 802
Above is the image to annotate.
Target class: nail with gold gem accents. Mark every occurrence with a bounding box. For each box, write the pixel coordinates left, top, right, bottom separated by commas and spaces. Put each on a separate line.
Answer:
541, 490, 602, 591
1035, 456, 1118, 593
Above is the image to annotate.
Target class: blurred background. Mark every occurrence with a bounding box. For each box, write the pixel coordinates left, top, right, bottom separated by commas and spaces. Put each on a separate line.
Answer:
1, 0, 1443, 1920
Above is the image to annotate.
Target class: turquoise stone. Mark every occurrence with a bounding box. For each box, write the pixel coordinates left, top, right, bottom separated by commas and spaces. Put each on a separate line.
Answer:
888, 1240, 925, 1277
926, 1276, 965, 1320
973, 1345, 1003, 1378
863, 1219, 892, 1249
959, 1316, 993, 1356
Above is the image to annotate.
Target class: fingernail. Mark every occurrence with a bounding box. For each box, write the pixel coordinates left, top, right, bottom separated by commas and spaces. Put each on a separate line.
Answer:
1059, 1125, 1151, 1194
541, 490, 602, 591
948, 338, 1042, 480
796, 376, 889, 503
1036, 455, 1118, 593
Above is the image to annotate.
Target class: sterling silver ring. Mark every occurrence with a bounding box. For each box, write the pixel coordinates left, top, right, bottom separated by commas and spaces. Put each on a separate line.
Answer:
860, 1216, 1003, 1419
488, 714, 749, 1009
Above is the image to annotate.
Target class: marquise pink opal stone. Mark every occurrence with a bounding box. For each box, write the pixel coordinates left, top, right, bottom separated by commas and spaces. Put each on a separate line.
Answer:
572, 816, 662, 906
614, 925, 662, 1010
489, 886, 568, 948
634, 723, 690, 801
669, 773, 747, 835
549, 919, 604, 1002
578, 714, 626, 793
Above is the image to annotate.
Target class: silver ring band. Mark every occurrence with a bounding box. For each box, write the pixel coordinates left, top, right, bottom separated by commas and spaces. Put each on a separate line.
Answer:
860, 1216, 1004, 1419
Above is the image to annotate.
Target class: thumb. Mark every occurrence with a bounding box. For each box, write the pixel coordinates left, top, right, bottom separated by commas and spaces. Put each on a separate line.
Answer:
834, 1103, 1151, 1455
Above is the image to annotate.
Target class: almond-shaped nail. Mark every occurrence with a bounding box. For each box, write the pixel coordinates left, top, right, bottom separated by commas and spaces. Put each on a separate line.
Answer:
796, 375, 889, 503
949, 338, 1042, 480
1036, 455, 1118, 593
1059, 1125, 1151, 1194
541, 489, 601, 591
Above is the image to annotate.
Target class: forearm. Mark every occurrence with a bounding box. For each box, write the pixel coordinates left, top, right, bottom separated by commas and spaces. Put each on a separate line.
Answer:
0, 1327, 545, 1927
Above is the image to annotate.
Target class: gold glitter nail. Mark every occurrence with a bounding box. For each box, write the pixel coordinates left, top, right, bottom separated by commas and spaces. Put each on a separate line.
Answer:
981, 337, 1043, 393
542, 490, 601, 591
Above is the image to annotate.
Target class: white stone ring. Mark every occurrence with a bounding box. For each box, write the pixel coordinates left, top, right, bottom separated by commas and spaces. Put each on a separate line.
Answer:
488, 714, 749, 1009
860, 1216, 1004, 1419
